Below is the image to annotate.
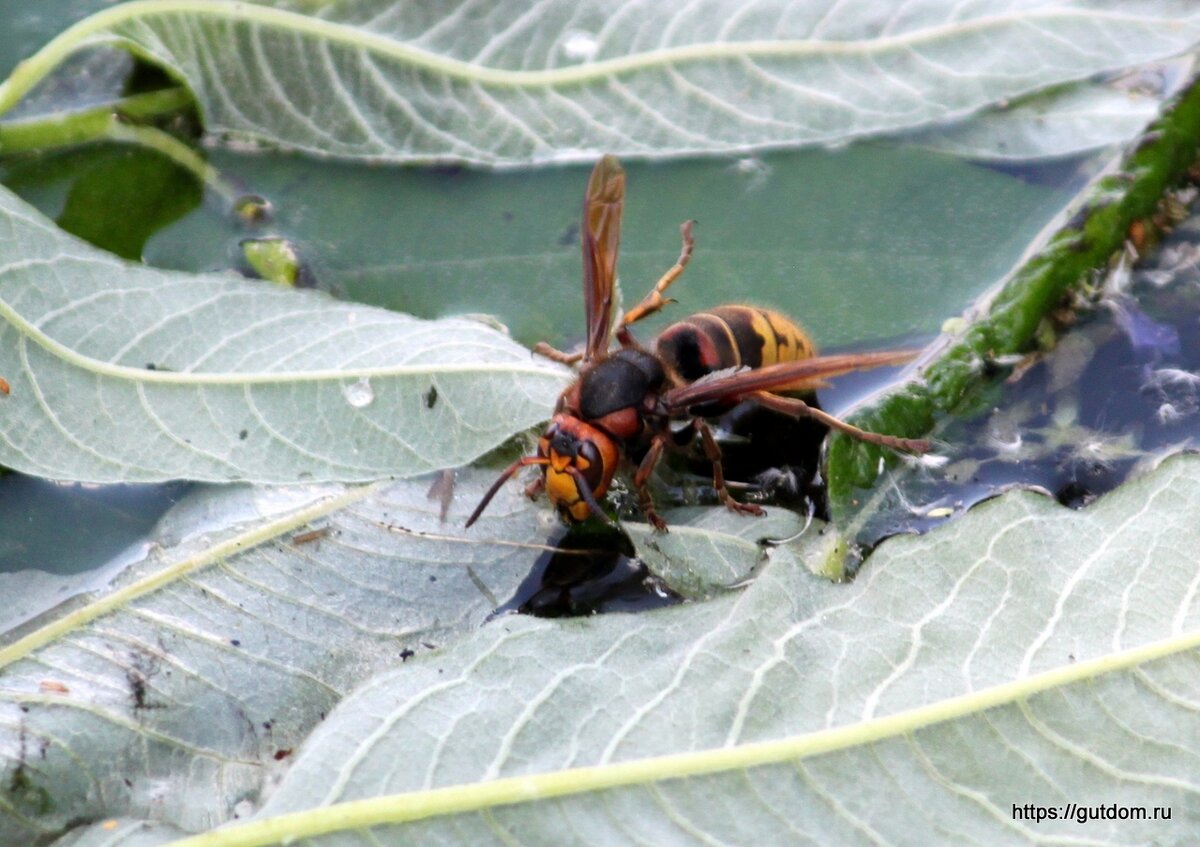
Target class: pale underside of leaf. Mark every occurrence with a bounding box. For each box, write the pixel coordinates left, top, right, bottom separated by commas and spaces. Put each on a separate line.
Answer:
916, 72, 1171, 161
7, 455, 1200, 845
0, 184, 568, 483
2, 1, 1199, 163
236, 453, 1200, 846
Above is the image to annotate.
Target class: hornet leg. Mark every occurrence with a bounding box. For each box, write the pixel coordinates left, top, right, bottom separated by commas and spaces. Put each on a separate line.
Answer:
633, 434, 670, 531
531, 342, 584, 365
622, 220, 695, 327
694, 418, 765, 517
751, 391, 930, 453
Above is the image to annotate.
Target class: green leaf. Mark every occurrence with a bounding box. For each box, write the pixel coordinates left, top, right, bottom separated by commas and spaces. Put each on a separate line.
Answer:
2, 1, 1200, 164
0, 183, 567, 483
210, 453, 1200, 846
55, 145, 201, 260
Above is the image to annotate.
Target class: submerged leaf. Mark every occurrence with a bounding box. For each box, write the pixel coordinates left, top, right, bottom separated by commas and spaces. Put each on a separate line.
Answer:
0, 184, 567, 483
2, 1, 1199, 163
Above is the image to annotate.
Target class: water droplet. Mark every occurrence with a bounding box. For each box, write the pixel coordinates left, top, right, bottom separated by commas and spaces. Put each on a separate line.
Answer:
344, 378, 375, 408
232, 193, 273, 225
562, 31, 599, 61
731, 157, 771, 189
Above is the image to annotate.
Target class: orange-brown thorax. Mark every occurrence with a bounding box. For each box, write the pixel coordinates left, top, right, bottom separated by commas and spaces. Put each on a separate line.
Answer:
540, 349, 665, 522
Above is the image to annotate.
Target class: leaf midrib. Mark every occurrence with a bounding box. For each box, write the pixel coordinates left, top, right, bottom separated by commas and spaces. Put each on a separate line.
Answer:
160, 623, 1200, 847
0, 293, 565, 385
0, 483, 382, 669
0, 1, 1186, 119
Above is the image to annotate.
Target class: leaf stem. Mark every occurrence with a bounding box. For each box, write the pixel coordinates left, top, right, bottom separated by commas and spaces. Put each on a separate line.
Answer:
0, 87, 192, 153
0, 88, 239, 202
104, 120, 238, 201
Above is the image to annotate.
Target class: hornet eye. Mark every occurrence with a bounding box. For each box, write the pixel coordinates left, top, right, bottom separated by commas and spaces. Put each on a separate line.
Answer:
578, 441, 604, 485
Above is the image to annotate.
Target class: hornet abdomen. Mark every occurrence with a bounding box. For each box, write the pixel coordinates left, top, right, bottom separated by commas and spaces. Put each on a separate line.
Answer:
655, 305, 815, 387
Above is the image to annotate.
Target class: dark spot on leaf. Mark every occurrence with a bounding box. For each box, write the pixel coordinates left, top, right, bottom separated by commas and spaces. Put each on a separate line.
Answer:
558, 222, 579, 246
400, 648, 415, 662
291, 527, 331, 546
239, 429, 248, 440
424, 385, 438, 408
273, 749, 293, 761
127, 671, 150, 710
7, 763, 53, 816
230, 639, 241, 647
125, 652, 164, 711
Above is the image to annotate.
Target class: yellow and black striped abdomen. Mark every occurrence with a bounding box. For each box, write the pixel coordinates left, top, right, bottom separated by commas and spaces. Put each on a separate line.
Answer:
654, 305, 815, 386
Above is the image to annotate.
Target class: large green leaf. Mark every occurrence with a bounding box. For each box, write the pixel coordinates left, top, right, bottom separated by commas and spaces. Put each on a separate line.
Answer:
133, 452, 1200, 846
2, 1, 1199, 164
0, 183, 567, 483
120, 145, 1080, 353
8, 415, 1200, 845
